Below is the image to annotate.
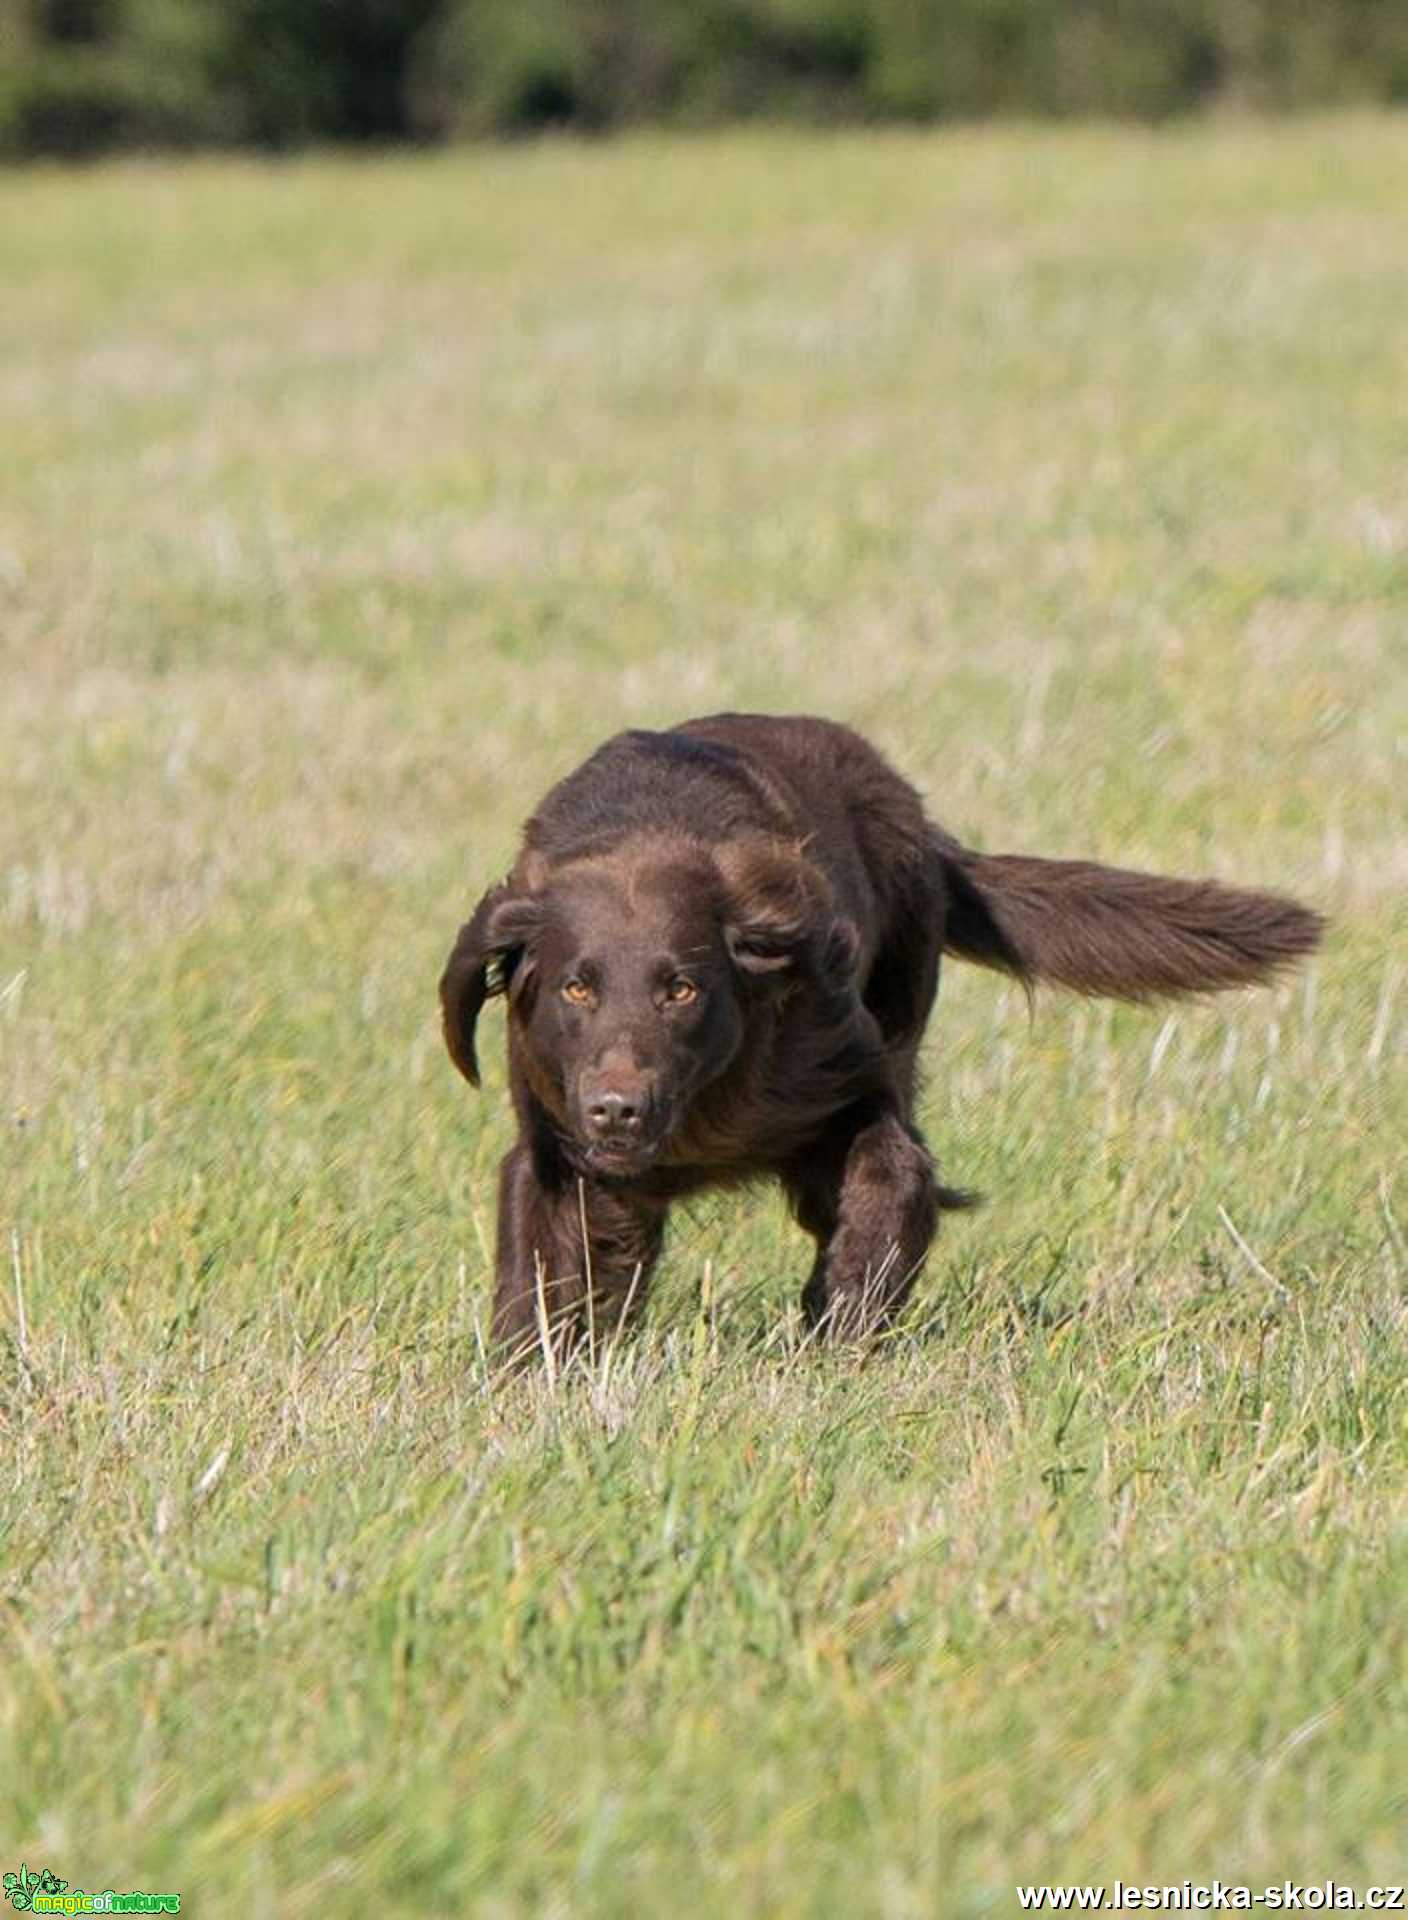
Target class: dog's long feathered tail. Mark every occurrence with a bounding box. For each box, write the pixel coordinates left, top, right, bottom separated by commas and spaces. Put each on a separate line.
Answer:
937, 838, 1324, 1002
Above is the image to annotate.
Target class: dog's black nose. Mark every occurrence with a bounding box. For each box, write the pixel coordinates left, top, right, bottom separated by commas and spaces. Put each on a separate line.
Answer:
586, 1091, 644, 1137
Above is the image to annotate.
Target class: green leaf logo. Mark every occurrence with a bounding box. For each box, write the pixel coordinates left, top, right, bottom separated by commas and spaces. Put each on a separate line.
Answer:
3, 1865, 67, 1910
2, 1863, 34, 1911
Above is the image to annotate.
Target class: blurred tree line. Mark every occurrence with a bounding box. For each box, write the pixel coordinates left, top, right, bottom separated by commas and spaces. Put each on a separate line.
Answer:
3, 0, 1406, 158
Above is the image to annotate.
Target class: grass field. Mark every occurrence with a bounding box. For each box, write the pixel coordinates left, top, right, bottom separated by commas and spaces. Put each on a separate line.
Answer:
3, 115, 1407, 1915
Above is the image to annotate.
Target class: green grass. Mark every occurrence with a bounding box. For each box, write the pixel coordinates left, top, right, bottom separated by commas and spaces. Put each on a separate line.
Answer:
2, 116, 1406, 1915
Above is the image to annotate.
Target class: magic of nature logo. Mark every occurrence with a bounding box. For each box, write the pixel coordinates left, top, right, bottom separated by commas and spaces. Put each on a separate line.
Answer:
3, 1866, 180, 1914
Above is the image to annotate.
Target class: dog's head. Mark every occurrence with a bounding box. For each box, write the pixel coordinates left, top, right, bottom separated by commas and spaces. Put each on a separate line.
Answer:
440, 837, 858, 1175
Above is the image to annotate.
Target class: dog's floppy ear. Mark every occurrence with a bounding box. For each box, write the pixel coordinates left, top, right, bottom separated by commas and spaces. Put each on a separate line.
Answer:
439, 883, 544, 1085
716, 840, 858, 982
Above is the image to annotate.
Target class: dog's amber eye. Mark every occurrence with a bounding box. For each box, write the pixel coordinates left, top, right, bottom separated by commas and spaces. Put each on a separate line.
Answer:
665, 977, 698, 1005
561, 979, 592, 1006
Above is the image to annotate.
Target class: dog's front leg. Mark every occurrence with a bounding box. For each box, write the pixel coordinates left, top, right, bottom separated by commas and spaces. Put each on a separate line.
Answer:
786, 1108, 942, 1339
490, 1140, 667, 1362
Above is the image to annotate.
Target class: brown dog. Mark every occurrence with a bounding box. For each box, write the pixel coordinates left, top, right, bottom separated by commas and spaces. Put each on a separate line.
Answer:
441, 714, 1322, 1355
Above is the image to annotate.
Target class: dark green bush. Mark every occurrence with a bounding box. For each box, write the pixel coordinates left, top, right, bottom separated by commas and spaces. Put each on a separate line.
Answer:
0, 0, 441, 154
4, 0, 1407, 159
405, 0, 873, 138
406, 0, 596, 136
0, 0, 231, 156
212, 0, 442, 145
